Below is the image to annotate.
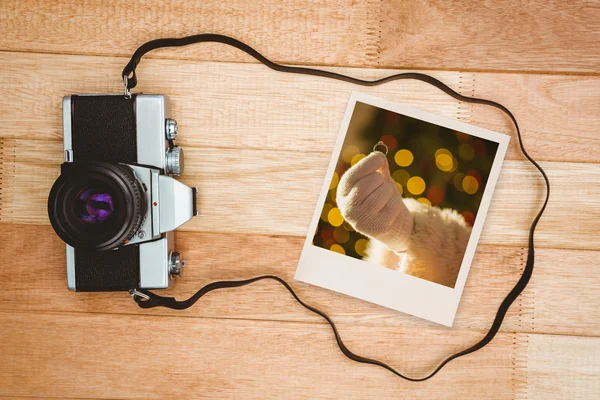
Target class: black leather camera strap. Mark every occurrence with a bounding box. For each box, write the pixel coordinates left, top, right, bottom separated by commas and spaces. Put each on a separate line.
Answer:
124, 34, 550, 381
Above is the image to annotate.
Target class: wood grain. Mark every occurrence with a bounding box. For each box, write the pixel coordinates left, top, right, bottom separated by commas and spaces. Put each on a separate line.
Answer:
0, 225, 524, 333
0, 0, 380, 67
379, 0, 600, 74
0, 310, 525, 399
525, 334, 600, 399
1, 224, 599, 338
1, 138, 598, 250
1, 52, 599, 163
1, 0, 599, 74
462, 72, 600, 163
1, 1, 599, 397
1, 311, 596, 399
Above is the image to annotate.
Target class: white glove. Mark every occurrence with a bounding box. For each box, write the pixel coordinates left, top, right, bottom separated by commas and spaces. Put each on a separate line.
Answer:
336, 152, 413, 252
337, 152, 473, 287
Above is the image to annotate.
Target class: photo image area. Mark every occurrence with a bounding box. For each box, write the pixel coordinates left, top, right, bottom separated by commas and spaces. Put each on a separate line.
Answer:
312, 101, 499, 288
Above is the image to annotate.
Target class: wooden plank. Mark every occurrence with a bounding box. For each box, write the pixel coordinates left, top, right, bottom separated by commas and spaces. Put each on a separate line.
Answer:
4, 310, 598, 399
526, 248, 600, 337
460, 72, 600, 164
1, 1, 599, 74
0, 225, 522, 332
526, 334, 600, 400
1, 224, 599, 337
379, 0, 600, 74
1, 52, 599, 163
0, 398, 101, 400
0, 398, 96, 400
0, 138, 598, 250
0, 310, 523, 399
0, 398, 103, 400
0, 0, 380, 67
0, 2, 597, 399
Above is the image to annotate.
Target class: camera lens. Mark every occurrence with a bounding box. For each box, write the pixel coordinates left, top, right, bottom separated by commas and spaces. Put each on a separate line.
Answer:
48, 162, 146, 251
75, 186, 115, 224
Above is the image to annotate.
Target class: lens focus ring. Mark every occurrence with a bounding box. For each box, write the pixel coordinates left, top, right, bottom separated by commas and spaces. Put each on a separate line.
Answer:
48, 162, 147, 251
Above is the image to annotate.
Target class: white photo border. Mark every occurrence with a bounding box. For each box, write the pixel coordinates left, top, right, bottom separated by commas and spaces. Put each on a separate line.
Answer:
294, 91, 510, 327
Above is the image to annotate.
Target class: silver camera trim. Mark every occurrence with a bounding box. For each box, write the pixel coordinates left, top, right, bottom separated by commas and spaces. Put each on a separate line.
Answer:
135, 94, 168, 169
62, 94, 196, 290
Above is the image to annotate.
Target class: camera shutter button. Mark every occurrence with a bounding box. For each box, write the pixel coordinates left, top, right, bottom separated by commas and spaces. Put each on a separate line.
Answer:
165, 146, 183, 176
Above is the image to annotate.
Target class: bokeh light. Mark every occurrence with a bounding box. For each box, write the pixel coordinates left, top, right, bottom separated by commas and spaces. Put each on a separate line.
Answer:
327, 207, 345, 227
329, 172, 339, 190
417, 197, 432, 207
380, 134, 398, 151
395, 182, 404, 195
407, 176, 426, 195
355, 238, 369, 257
453, 173, 465, 192
320, 226, 334, 242
330, 244, 346, 254
333, 226, 350, 243
462, 175, 479, 195
435, 153, 453, 171
450, 157, 459, 172
435, 148, 452, 158
351, 153, 366, 166
394, 149, 414, 167
426, 184, 444, 205
467, 169, 482, 184
462, 211, 475, 226
320, 203, 333, 221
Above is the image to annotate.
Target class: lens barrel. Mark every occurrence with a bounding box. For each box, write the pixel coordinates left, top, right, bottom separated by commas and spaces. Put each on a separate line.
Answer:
48, 162, 146, 251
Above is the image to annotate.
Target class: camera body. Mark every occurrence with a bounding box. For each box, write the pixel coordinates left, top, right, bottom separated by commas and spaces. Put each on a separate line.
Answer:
48, 94, 197, 291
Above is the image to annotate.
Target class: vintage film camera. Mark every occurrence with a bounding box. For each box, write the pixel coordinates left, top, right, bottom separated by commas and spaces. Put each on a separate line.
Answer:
48, 94, 198, 291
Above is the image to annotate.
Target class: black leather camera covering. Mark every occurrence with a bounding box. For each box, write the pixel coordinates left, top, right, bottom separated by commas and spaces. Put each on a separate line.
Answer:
75, 246, 140, 291
68, 95, 141, 291
71, 95, 137, 163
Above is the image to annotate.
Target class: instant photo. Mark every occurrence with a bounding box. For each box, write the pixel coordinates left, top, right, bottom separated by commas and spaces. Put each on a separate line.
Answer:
295, 92, 509, 326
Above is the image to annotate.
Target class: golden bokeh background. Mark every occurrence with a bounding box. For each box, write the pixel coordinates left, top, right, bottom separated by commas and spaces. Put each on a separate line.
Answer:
313, 101, 499, 259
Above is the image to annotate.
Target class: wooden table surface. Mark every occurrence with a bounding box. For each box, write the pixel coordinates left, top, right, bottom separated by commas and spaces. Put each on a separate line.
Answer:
1, 1, 599, 399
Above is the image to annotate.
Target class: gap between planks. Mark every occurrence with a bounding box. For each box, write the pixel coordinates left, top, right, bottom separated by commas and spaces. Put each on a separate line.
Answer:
2, 48, 600, 78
